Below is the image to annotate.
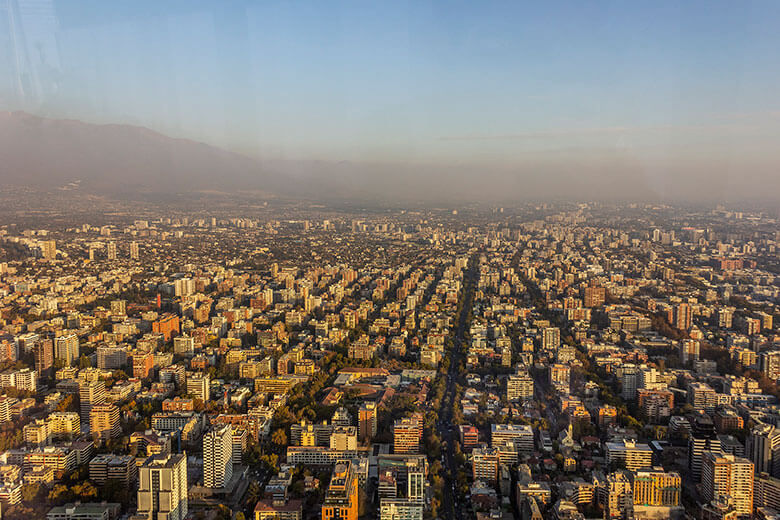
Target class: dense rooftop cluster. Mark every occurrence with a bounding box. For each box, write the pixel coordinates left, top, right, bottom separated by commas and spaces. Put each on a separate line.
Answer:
0, 202, 778, 520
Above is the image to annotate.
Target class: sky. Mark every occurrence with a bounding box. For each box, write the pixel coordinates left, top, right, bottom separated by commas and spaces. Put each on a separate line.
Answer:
2, 1, 780, 201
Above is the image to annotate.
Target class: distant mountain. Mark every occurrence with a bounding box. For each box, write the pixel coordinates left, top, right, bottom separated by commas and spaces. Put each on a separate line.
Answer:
4, 111, 764, 205
0, 111, 276, 196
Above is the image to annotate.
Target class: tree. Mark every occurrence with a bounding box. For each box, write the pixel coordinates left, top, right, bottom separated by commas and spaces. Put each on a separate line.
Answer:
72, 481, 98, 501
79, 354, 92, 369
21, 483, 42, 503
271, 428, 287, 449
48, 483, 73, 505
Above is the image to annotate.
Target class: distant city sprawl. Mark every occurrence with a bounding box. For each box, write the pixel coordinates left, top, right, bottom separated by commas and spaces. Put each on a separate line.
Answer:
0, 201, 778, 520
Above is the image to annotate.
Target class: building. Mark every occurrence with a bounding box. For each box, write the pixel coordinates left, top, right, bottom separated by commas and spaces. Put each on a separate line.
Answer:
46, 502, 120, 520
603, 470, 634, 520
90, 404, 121, 440
173, 336, 195, 356
329, 426, 357, 451
186, 373, 210, 402
700, 452, 753, 519
507, 371, 534, 401
605, 439, 653, 472
40, 240, 57, 260
24, 419, 51, 447
137, 454, 188, 520
79, 380, 106, 423
619, 363, 640, 400
471, 446, 500, 483
132, 352, 155, 379
322, 460, 358, 520
541, 327, 561, 350
254, 498, 303, 520
755, 472, 780, 511
393, 414, 423, 454
203, 424, 233, 489
152, 314, 180, 342
460, 425, 480, 452
762, 351, 780, 381
583, 286, 606, 308
491, 424, 534, 463
130, 241, 140, 260
680, 339, 700, 364
49, 412, 81, 439
747, 423, 780, 478
35, 339, 54, 378
89, 453, 137, 485
689, 416, 722, 480
701, 496, 738, 520
632, 467, 680, 506
331, 407, 353, 427
55, 334, 80, 366
358, 402, 377, 443
548, 363, 570, 394
688, 382, 718, 411
673, 303, 692, 330
97, 346, 127, 370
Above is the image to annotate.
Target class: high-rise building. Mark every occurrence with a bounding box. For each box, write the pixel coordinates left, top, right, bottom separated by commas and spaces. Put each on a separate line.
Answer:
89, 454, 137, 486
471, 446, 500, 483
322, 460, 358, 520
40, 240, 57, 260
393, 414, 423, 454
173, 336, 195, 356
491, 423, 534, 464
137, 453, 188, 520
55, 334, 79, 366
604, 470, 634, 520
130, 241, 140, 260
358, 402, 377, 443
186, 373, 210, 402
107, 241, 117, 260
97, 346, 127, 370
680, 339, 700, 364
631, 467, 681, 506
507, 370, 534, 401
689, 415, 722, 481
761, 351, 780, 381
583, 286, 606, 308
90, 403, 121, 440
718, 307, 734, 329
48, 412, 81, 440
110, 299, 127, 316
79, 379, 106, 423
203, 424, 233, 489
747, 423, 780, 478
23, 419, 51, 447
755, 472, 780, 512
132, 351, 155, 379
541, 327, 561, 350
701, 452, 754, 519
605, 439, 653, 472
548, 363, 570, 394
673, 303, 692, 330
34, 338, 54, 378
619, 363, 640, 401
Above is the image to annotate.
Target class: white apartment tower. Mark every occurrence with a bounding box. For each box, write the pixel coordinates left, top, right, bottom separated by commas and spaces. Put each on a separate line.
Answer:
203, 424, 233, 489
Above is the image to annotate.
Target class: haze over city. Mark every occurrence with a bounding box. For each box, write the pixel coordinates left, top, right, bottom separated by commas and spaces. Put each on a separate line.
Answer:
2, 1, 780, 203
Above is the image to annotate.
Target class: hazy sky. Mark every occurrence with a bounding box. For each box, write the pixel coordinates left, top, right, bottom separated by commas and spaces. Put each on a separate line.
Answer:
3, 0, 780, 200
